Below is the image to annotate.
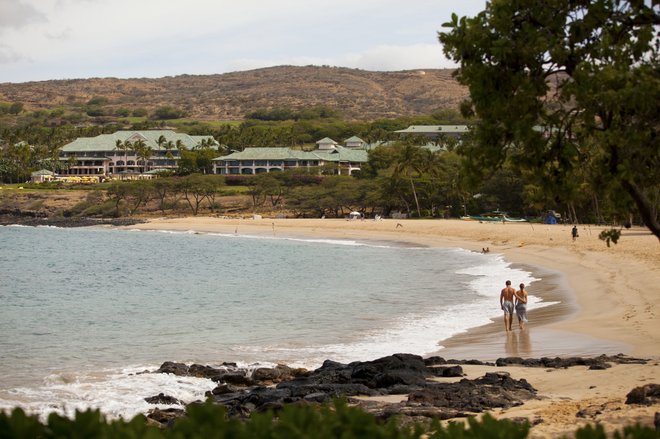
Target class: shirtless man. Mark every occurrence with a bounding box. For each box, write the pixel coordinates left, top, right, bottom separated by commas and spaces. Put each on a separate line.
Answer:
514, 283, 528, 330
499, 280, 516, 332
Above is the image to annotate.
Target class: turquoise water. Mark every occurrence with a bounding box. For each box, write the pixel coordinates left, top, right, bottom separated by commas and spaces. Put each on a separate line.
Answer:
0, 225, 540, 418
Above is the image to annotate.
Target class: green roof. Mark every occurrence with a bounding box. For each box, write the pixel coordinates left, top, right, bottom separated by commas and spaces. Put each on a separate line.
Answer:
31, 169, 55, 176
61, 130, 216, 153
344, 136, 365, 144
214, 146, 368, 163
214, 148, 315, 161
395, 125, 469, 134
314, 146, 368, 162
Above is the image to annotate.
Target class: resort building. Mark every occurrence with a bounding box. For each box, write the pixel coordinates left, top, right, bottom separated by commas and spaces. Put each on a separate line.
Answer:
395, 125, 469, 139
54, 126, 465, 180
59, 130, 217, 178
213, 137, 369, 175
30, 169, 56, 183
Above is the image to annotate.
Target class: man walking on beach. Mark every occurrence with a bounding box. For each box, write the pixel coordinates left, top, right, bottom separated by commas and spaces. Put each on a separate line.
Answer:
500, 280, 516, 332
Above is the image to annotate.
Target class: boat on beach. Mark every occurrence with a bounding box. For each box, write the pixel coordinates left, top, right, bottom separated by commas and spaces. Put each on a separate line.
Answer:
464, 211, 528, 222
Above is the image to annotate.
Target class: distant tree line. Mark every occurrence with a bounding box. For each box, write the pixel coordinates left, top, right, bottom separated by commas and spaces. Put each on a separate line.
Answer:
1, 101, 655, 228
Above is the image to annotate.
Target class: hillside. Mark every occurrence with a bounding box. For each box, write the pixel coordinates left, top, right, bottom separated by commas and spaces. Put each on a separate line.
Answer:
0, 66, 467, 121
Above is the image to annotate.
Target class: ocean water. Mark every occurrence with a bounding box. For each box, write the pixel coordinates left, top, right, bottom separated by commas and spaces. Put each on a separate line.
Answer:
0, 225, 545, 419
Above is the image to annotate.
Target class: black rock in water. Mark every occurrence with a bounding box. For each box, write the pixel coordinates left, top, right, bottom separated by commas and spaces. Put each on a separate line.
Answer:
144, 393, 183, 405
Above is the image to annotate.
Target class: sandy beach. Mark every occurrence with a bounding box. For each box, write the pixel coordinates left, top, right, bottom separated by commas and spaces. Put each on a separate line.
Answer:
125, 217, 660, 436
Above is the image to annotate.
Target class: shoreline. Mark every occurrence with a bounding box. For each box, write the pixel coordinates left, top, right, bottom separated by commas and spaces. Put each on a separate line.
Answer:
4, 216, 659, 435
122, 216, 659, 360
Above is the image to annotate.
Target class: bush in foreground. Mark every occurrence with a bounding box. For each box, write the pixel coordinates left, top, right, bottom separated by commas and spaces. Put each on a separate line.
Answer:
0, 400, 656, 438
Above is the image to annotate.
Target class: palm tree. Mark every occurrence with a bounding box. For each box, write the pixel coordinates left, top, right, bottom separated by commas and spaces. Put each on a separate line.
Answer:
156, 135, 167, 150
114, 139, 127, 173
133, 140, 153, 173
392, 143, 425, 218
123, 140, 133, 174
175, 139, 186, 152
164, 140, 175, 160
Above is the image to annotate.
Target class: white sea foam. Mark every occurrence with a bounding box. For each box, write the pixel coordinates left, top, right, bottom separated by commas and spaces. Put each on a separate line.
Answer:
230, 252, 557, 369
143, 227, 398, 248
1, 367, 216, 421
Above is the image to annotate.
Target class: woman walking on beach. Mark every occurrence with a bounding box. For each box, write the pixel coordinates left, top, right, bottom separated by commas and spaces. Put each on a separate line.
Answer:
515, 283, 528, 330
500, 280, 516, 332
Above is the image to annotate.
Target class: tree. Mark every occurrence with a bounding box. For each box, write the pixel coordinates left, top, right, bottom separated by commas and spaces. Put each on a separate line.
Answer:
132, 140, 153, 173
248, 173, 284, 209
114, 139, 133, 174
163, 140, 175, 159
8, 102, 23, 115
151, 177, 175, 213
177, 174, 223, 215
152, 106, 185, 120
439, 0, 659, 240
106, 181, 130, 216
392, 143, 426, 218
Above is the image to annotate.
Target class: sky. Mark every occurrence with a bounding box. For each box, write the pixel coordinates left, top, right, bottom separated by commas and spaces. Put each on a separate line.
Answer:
0, 0, 487, 84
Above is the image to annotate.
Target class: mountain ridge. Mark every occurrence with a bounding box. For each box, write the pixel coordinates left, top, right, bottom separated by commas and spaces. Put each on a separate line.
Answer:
0, 65, 468, 121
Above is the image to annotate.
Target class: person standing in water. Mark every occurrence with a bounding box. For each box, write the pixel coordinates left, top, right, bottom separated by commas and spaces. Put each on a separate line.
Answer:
499, 280, 516, 332
514, 283, 529, 330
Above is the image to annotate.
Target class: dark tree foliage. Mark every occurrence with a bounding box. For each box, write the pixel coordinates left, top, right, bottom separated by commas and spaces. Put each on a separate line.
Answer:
439, 0, 659, 240
152, 106, 186, 120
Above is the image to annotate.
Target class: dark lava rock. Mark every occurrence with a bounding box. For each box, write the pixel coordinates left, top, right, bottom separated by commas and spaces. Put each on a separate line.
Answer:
144, 393, 183, 405
279, 382, 378, 398
429, 365, 464, 378
146, 407, 185, 427
251, 364, 304, 384
588, 362, 611, 370
0, 213, 145, 228
155, 361, 190, 376
189, 364, 224, 379
625, 384, 660, 405
213, 372, 254, 386
349, 353, 431, 388
209, 383, 242, 396
407, 371, 537, 412
496, 354, 648, 369
447, 359, 495, 366
424, 356, 447, 366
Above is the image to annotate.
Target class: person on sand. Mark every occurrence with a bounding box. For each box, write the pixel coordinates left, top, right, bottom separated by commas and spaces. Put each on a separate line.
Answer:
572, 225, 578, 241
499, 280, 516, 332
514, 283, 529, 330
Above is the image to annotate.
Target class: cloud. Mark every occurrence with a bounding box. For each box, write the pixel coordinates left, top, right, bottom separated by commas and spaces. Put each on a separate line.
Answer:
0, 0, 47, 30
342, 44, 458, 71
0, 0, 485, 82
45, 27, 72, 40
0, 43, 28, 63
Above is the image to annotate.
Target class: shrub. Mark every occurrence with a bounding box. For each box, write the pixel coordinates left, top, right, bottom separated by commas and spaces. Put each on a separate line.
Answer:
132, 108, 148, 117
0, 402, 657, 438
152, 106, 186, 120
